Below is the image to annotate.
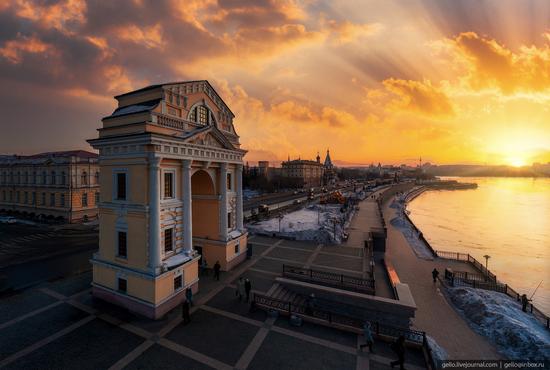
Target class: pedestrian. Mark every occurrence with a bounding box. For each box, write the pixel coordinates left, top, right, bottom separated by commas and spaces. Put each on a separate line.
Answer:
201, 258, 208, 276
359, 322, 374, 353
432, 268, 439, 283
235, 277, 246, 301
244, 278, 252, 302
214, 261, 221, 281
390, 335, 405, 370
181, 300, 191, 324
306, 293, 316, 315
185, 287, 193, 306
521, 294, 532, 312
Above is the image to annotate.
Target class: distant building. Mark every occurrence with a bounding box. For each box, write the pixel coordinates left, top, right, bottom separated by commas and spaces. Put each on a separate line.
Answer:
0, 150, 99, 222
282, 153, 324, 187
88, 80, 247, 319
323, 149, 338, 185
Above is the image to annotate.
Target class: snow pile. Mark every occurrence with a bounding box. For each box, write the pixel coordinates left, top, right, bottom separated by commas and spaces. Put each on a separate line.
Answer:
389, 200, 434, 260
426, 335, 448, 362
246, 204, 346, 243
447, 287, 550, 360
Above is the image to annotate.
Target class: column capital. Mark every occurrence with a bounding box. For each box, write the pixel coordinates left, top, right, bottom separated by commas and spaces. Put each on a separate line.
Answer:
182, 159, 192, 169
149, 156, 162, 168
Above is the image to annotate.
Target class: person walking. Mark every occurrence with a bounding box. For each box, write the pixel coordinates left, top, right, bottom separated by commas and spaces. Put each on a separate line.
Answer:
181, 300, 191, 325
244, 278, 252, 302
185, 287, 193, 307
201, 258, 208, 276
359, 322, 374, 353
390, 335, 405, 370
432, 268, 439, 283
521, 294, 532, 312
214, 261, 221, 281
236, 277, 245, 301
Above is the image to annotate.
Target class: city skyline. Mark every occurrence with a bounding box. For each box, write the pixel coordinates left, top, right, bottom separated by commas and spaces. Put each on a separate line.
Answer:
1, 0, 550, 166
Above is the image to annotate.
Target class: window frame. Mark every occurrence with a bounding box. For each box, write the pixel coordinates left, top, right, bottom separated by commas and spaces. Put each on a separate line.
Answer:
82, 192, 88, 207
173, 274, 183, 291
113, 170, 128, 201
117, 231, 128, 258
164, 228, 174, 253
163, 170, 175, 199
118, 277, 127, 293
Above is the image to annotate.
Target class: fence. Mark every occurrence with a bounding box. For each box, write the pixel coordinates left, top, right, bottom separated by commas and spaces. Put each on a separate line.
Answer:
253, 292, 436, 369
282, 265, 375, 294
435, 251, 497, 282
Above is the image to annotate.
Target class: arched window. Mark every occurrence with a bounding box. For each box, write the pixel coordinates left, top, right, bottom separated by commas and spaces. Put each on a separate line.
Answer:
189, 104, 213, 125
81, 171, 88, 185
51, 171, 56, 185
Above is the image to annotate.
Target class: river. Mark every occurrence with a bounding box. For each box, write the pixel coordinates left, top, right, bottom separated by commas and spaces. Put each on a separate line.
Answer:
407, 177, 550, 314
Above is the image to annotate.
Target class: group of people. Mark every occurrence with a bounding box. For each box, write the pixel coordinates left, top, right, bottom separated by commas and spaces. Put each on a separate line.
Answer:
181, 260, 254, 324
359, 321, 406, 369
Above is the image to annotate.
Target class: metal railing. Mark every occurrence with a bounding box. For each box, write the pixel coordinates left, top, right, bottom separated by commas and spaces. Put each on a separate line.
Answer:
436, 251, 497, 281
282, 265, 375, 294
253, 292, 424, 343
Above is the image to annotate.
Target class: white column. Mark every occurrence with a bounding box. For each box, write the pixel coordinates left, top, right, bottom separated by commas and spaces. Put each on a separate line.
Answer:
219, 162, 228, 241
236, 164, 244, 231
149, 157, 162, 273
182, 159, 193, 253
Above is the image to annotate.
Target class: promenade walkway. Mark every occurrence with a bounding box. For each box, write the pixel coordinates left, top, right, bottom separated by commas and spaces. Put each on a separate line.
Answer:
382, 197, 502, 359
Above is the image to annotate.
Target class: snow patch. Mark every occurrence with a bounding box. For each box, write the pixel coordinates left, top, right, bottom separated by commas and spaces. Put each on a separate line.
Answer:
389, 200, 434, 260
447, 287, 550, 360
426, 335, 448, 362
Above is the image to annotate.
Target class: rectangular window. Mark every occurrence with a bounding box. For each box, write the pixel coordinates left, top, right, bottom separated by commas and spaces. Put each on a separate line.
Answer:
226, 173, 232, 190
118, 278, 127, 293
41, 192, 46, 205
235, 243, 239, 254
24, 192, 28, 204
174, 275, 182, 291
32, 192, 36, 205
117, 231, 127, 257
164, 228, 173, 252
50, 193, 55, 207
82, 193, 88, 207
60, 194, 65, 207
95, 192, 100, 205
227, 212, 232, 229
16, 191, 20, 203
164, 172, 174, 199
116, 173, 126, 200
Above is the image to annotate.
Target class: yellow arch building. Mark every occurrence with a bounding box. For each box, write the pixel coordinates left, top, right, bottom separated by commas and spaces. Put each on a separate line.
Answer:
88, 80, 248, 319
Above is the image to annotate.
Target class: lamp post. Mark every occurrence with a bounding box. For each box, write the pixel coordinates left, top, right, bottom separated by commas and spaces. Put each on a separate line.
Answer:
483, 254, 490, 275
278, 214, 284, 233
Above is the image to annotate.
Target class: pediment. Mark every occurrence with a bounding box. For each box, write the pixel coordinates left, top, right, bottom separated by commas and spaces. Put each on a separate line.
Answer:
185, 127, 234, 150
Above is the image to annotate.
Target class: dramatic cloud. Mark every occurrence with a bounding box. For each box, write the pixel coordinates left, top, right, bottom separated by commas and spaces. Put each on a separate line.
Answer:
383, 78, 454, 117
0, 0, 549, 166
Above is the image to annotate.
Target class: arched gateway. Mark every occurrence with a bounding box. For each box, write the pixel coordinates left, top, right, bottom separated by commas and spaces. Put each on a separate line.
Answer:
88, 80, 247, 319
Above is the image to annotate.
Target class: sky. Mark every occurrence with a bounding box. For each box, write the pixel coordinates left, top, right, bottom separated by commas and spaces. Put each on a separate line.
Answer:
1, 0, 550, 167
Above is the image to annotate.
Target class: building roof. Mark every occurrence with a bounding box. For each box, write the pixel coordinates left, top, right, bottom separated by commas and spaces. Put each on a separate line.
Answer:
24, 150, 98, 159
113, 80, 234, 116
108, 99, 161, 119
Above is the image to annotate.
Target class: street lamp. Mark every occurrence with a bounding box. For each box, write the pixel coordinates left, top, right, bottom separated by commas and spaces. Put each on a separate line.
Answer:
483, 254, 490, 275
278, 214, 284, 233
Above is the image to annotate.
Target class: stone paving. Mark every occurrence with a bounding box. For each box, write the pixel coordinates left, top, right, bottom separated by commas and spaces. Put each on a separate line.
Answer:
0, 235, 427, 370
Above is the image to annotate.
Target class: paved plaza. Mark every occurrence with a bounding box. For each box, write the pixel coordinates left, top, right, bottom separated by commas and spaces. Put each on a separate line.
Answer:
0, 234, 427, 370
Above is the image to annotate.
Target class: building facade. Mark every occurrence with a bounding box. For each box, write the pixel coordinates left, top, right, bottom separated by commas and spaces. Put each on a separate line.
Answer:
281, 154, 324, 187
88, 80, 248, 319
0, 150, 99, 222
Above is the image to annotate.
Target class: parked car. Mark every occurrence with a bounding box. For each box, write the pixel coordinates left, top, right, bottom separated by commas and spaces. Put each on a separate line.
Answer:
0, 216, 16, 224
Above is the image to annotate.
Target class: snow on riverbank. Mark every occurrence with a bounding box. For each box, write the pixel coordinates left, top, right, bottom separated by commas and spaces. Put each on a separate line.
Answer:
246, 204, 346, 243
446, 287, 550, 360
389, 199, 434, 260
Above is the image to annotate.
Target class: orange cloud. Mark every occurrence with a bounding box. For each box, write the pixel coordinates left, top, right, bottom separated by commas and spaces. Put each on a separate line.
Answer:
116, 24, 165, 49
12, 0, 86, 34
0, 34, 51, 63
382, 79, 454, 117
451, 32, 550, 94
324, 19, 382, 44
